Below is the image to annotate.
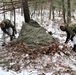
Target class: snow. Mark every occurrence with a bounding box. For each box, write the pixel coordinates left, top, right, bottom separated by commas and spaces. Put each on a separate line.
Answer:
0, 8, 76, 75
0, 68, 35, 75
0, 68, 15, 75
73, 35, 76, 44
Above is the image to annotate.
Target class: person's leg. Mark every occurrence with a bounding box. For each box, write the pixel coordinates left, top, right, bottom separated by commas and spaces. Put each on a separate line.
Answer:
10, 24, 17, 33
8, 27, 13, 41
11, 26, 17, 38
2, 32, 6, 46
72, 44, 76, 52
73, 35, 76, 52
8, 23, 16, 40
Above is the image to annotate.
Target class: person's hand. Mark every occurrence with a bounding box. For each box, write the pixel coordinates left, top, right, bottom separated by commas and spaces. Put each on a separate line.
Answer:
10, 35, 13, 41
65, 41, 68, 44
70, 38, 73, 41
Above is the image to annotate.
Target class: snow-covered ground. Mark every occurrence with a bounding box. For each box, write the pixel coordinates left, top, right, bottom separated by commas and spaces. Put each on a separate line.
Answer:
0, 8, 76, 75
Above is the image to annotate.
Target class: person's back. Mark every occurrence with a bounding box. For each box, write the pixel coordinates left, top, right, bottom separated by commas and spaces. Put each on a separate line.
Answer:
67, 24, 76, 30
1, 19, 12, 28
65, 24, 76, 35
69, 24, 76, 33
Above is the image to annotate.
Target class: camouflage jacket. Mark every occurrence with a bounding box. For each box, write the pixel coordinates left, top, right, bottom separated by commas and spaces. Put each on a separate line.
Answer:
65, 24, 76, 35
1, 19, 13, 28
65, 24, 76, 43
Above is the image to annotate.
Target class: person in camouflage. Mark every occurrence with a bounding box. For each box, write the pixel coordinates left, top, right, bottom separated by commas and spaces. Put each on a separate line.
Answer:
0, 19, 17, 41
60, 24, 76, 52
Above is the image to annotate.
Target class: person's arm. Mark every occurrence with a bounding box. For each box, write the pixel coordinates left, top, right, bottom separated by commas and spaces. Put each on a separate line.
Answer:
11, 25, 17, 36
70, 35, 75, 41
65, 27, 75, 43
69, 29, 75, 41
1, 28, 13, 41
65, 31, 70, 43
1, 28, 11, 36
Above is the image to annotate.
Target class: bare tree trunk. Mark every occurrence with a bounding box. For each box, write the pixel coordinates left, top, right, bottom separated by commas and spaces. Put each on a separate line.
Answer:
62, 0, 66, 24
3, 0, 5, 44
58, 6, 61, 17
11, 0, 16, 26
21, 7, 23, 16
10, 11, 13, 20
31, 1, 37, 18
22, 0, 30, 23
67, 0, 71, 24
49, 3, 51, 19
52, 7, 55, 20
41, 3, 43, 24
51, 1, 55, 21
34, 1, 37, 15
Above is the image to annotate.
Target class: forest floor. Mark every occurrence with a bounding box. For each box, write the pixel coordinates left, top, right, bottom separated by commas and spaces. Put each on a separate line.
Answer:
0, 40, 76, 75
0, 9, 76, 75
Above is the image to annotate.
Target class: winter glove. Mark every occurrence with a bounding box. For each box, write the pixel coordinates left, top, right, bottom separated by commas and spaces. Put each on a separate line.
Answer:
65, 40, 68, 44
10, 35, 13, 41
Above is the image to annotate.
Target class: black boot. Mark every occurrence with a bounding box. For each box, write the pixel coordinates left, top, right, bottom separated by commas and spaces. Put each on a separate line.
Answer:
72, 44, 76, 52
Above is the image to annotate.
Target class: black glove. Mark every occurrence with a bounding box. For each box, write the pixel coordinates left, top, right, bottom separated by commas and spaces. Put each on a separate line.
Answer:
10, 35, 13, 41
70, 38, 73, 41
65, 40, 68, 44
70, 35, 74, 41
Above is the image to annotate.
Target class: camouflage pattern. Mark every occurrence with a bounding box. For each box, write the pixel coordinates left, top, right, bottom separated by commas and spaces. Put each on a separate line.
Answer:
0, 19, 17, 41
2, 19, 11, 24
65, 24, 76, 36
1, 19, 13, 28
